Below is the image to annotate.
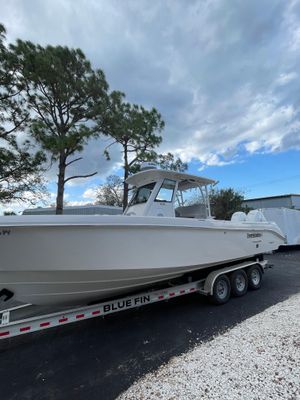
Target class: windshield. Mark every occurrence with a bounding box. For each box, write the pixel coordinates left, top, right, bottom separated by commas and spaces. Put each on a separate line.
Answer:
175, 186, 205, 207
155, 179, 176, 202
174, 185, 210, 218
129, 182, 156, 205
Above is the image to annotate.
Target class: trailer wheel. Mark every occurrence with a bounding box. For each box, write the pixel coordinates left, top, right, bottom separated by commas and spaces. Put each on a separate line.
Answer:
211, 275, 231, 305
230, 269, 248, 297
247, 265, 262, 290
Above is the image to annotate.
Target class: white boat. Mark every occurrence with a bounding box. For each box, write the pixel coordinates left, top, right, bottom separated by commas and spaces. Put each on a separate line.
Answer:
0, 167, 285, 306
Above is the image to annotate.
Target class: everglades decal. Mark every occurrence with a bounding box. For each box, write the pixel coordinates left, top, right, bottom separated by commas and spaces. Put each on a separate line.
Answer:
247, 233, 262, 239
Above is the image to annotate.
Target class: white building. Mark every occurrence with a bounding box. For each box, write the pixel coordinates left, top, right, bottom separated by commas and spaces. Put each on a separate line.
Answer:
243, 194, 300, 211
23, 205, 122, 215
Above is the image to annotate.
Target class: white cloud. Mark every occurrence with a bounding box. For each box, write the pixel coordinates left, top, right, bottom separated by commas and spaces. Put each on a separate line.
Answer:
170, 91, 299, 168
65, 200, 92, 207
244, 141, 262, 153
82, 187, 98, 201
275, 72, 298, 86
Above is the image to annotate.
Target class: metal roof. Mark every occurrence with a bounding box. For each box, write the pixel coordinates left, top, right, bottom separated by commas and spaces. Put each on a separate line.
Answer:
244, 194, 300, 202
126, 169, 216, 188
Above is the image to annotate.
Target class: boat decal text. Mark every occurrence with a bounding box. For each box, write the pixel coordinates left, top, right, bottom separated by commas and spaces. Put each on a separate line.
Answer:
103, 295, 151, 313
247, 233, 262, 239
0, 229, 11, 237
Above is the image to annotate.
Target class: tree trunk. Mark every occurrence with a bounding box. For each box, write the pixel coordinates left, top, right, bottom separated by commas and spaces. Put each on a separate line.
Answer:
123, 142, 129, 211
56, 152, 66, 215
123, 178, 129, 211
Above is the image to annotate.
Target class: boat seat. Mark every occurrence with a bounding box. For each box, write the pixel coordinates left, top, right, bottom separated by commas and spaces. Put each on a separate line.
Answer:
175, 204, 207, 219
246, 210, 267, 222
231, 211, 247, 222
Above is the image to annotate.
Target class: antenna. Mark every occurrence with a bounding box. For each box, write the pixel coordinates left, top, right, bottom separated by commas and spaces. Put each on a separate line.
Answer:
140, 162, 157, 171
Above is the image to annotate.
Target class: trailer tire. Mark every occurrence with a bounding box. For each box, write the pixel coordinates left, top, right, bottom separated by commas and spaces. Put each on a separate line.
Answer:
247, 265, 262, 290
230, 269, 248, 297
211, 275, 231, 305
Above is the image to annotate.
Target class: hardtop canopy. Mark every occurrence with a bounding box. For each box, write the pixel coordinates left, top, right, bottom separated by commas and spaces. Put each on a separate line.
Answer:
126, 169, 216, 189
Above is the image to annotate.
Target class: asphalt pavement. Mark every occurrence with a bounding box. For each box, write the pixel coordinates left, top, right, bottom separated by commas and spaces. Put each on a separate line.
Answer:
0, 250, 300, 400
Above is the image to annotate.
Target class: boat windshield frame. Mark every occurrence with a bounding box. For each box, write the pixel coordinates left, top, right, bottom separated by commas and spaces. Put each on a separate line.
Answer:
154, 179, 177, 203
128, 182, 156, 206
175, 180, 212, 218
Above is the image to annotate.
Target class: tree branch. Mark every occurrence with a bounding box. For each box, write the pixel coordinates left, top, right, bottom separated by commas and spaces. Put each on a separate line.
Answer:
128, 156, 138, 167
64, 171, 97, 184
104, 140, 118, 151
65, 157, 83, 167
3, 113, 29, 136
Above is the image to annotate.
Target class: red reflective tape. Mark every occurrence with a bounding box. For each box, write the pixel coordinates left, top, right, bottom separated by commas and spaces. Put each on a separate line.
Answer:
169, 292, 175, 297
92, 310, 100, 315
40, 322, 50, 327
0, 331, 10, 337
59, 317, 68, 323
76, 314, 85, 319
158, 295, 164, 300
20, 326, 31, 332
180, 290, 185, 294
190, 288, 196, 292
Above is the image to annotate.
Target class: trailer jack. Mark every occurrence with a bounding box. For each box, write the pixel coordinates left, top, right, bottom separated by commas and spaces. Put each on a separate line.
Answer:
0, 289, 14, 302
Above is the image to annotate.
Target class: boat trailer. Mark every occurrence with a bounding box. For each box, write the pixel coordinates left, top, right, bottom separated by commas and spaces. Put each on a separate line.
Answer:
0, 260, 268, 340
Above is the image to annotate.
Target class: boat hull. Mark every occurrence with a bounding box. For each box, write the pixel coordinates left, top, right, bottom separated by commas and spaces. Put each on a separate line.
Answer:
0, 215, 284, 305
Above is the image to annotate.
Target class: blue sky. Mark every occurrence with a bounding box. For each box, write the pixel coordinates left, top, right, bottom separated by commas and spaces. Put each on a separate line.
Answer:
190, 150, 300, 198
0, 0, 300, 212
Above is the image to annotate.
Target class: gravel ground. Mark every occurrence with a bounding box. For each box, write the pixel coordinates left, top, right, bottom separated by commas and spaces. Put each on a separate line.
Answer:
118, 293, 300, 400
